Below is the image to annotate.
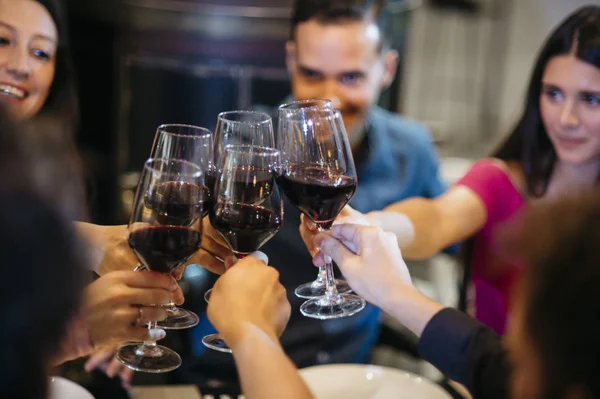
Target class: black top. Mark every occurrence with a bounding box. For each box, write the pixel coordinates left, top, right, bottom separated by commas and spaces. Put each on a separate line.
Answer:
419, 308, 509, 399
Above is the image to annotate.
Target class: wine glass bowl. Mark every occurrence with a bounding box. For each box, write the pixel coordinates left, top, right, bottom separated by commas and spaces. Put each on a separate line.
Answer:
213, 111, 275, 169
151, 124, 214, 217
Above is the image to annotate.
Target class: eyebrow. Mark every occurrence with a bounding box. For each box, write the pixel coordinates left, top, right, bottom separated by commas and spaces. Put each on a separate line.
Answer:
298, 65, 366, 78
0, 21, 15, 33
541, 82, 561, 90
32, 33, 57, 44
338, 70, 366, 77
542, 82, 600, 96
0, 21, 57, 44
298, 65, 322, 75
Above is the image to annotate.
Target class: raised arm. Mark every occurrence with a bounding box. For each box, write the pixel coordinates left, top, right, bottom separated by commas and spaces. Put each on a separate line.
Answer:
302, 160, 518, 262
208, 254, 314, 399
314, 224, 509, 399
372, 185, 487, 259
302, 185, 487, 264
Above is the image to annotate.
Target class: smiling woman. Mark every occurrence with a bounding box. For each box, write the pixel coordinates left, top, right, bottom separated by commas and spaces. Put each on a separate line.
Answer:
0, 0, 77, 130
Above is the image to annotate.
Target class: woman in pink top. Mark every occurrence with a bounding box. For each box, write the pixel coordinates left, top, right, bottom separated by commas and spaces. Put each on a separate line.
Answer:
303, 6, 600, 334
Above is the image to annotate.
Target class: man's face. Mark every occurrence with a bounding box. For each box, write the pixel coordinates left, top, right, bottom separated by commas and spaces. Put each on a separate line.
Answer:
286, 18, 397, 145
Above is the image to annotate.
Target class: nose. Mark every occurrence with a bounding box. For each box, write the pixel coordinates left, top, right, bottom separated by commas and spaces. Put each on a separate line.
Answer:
321, 79, 341, 109
6, 46, 31, 80
560, 100, 580, 129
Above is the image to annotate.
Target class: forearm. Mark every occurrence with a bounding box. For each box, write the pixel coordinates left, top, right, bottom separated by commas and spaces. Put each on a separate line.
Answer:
231, 325, 314, 399
369, 197, 446, 260
376, 283, 445, 337
73, 221, 106, 274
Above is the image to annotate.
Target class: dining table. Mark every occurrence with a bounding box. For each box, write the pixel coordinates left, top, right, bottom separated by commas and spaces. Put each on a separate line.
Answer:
129, 385, 245, 399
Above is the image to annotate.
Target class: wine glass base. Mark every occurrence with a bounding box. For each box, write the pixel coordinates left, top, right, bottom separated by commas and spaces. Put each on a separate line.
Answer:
203, 288, 212, 303
116, 343, 181, 373
202, 334, 232, 353
156, 307, 199, 330
300, 293, 366, 320
294, 279, 352, 299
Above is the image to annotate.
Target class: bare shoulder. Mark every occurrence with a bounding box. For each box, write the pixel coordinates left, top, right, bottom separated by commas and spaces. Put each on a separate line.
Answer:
488, 158, 526, 192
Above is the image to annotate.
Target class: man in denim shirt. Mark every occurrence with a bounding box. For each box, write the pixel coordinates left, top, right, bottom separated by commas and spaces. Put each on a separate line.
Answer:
181, 0, 446, 389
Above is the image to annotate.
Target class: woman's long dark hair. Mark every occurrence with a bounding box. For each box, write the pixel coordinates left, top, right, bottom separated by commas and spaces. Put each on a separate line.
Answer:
459, 6, 600, 313
32, 0, 79, 133
493, 6, 600, 197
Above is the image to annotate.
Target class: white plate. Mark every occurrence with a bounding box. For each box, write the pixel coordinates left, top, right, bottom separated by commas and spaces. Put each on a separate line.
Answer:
48, 376, 94, 399
300, 364, 451, 399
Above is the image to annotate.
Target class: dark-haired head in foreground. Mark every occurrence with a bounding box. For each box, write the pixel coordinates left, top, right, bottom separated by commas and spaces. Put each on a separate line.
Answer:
506, 189, 600, 399
0, 106, 87, 399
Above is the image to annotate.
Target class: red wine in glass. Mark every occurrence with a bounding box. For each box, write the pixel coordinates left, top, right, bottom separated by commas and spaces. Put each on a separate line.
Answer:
128, 226, 202, 274
276, 165, 356, 230
146, 181, 204, 226
210, 203, 281, 257
202, 171, 216, 217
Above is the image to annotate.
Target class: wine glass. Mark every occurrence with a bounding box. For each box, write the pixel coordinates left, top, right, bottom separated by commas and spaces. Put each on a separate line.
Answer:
202, 144, 283, 352
117, 158, 204, 373
151, 124, 215, 217
203, 110, 275, 301
213, 110, 275, 167
149, 124, 214, 329
277, 100, 353, 299
277, 108, 366, 319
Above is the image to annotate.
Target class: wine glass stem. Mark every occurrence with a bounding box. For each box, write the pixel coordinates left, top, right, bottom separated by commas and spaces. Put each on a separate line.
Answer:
316, 265, 327, 284
165, 302, 178, 313
137, 321, 161, 357
319, 227, 339, 300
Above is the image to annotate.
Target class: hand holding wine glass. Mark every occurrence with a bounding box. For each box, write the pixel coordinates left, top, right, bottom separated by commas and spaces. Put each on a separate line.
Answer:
200, 111, 276, 296
203, 144, 284, 352
83, 270, 178, 347
277, 100, 354, 298
277, 108, 366, 319
207, 255, 291, 351
116, 158, 204, 373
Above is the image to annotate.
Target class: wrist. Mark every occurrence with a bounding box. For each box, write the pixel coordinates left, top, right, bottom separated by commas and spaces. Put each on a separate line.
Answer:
377, 283, 444, 337
364, 211, 384, 229
222, 322, 279, 352
369, 212, 415, 249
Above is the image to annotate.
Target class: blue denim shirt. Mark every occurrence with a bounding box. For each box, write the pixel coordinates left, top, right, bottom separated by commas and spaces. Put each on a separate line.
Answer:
186, 105, 446, 379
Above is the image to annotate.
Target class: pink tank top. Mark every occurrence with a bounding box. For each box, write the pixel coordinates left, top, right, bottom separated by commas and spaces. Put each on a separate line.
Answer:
457, 159, 526, 334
